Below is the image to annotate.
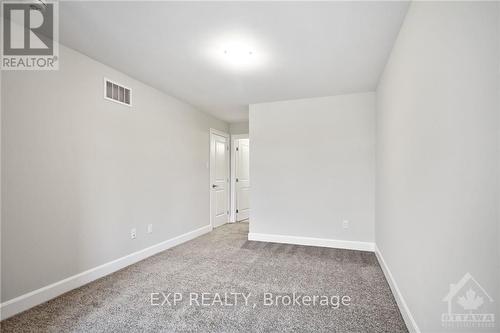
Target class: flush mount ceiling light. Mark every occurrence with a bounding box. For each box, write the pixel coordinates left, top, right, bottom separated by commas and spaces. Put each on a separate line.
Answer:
207, 34, 268, 72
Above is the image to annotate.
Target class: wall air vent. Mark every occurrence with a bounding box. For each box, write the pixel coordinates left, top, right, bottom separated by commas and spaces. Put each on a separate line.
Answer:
104, 78, 131, 106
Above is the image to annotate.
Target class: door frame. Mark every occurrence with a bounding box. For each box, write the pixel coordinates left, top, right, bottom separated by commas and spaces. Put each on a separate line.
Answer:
230, 133, 249, 222
209, 128, 230, 228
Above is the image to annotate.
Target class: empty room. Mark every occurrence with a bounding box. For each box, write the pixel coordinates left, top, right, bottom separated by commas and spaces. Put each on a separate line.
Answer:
1, 1, 499, 332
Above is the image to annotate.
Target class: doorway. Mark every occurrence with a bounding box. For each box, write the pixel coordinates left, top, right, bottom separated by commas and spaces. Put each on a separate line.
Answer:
230, 134, 250, 222
210, 129, 230, 228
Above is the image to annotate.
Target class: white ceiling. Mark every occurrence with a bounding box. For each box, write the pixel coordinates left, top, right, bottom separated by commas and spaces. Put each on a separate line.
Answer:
60, 1, 409, 122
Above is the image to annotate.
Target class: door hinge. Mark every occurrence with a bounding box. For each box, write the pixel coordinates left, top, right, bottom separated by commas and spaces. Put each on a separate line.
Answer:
227, 210, 229, 215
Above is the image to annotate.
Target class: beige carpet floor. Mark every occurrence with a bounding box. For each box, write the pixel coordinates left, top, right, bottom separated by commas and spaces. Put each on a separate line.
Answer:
1, 222, 407, 332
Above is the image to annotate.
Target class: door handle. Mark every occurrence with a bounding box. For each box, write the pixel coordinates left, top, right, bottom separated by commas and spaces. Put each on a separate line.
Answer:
212, 184, 218, 188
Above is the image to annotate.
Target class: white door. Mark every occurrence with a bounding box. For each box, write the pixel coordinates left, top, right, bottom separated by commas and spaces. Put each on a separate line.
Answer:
235, 138, 250, 221
210, 131, 229, 228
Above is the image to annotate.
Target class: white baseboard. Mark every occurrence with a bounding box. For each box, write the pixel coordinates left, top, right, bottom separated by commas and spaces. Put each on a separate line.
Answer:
248, 232, 375, 252
375, 245, 420, 333
0, 224, 212, 320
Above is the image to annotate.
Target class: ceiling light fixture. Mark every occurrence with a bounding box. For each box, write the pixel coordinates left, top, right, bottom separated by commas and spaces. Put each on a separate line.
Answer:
207, 34, 268, 72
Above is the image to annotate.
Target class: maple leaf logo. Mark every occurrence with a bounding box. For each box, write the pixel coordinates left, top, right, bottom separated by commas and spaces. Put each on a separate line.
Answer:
457, 289, 484, 311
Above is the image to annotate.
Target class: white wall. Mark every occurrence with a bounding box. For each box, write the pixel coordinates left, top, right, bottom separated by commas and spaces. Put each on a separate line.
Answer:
229, 122, 249, 135
498, 3, 500, 267
249, 92, 375, 245
1, 45, 228, 302
376, 2, 499, 332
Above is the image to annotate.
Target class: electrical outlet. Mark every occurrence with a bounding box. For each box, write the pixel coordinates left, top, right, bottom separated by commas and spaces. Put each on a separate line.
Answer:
131, 228, 136, 239
342, 220, 349, 229
147, 224, 153, 234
